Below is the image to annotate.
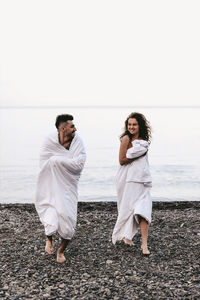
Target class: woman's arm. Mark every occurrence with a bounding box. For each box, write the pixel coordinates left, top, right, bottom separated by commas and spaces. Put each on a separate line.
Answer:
119, 136, 135, 166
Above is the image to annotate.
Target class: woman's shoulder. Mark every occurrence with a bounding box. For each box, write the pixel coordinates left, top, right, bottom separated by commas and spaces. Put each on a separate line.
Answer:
121, 135, 130, 144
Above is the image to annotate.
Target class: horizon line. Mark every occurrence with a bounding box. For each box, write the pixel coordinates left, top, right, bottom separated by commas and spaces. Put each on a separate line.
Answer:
1, 105, 200, 109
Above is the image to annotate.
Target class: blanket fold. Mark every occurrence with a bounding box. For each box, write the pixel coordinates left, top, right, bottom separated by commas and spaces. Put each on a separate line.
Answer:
35, 132, 86, 239
112, 139, 152, 244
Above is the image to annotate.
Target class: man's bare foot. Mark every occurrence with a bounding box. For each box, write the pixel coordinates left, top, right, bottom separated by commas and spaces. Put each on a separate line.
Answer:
45, 239, 54, 255
123, 238, 134, 246
57, 251, 66, 263
141, 245, 150, 255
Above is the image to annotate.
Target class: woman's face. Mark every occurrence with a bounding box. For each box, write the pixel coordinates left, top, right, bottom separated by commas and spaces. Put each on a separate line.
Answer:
127, 118, 139, 136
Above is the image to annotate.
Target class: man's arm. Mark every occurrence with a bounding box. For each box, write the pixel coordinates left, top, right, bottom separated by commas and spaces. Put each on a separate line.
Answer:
52, 140, 86, 174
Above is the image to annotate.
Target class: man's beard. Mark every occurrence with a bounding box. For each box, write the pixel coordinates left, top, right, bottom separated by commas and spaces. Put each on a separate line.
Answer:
67, 132, 75, 141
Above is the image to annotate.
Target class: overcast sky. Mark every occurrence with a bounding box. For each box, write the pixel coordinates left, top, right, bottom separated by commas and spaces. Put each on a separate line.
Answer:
0, 0, 200, 107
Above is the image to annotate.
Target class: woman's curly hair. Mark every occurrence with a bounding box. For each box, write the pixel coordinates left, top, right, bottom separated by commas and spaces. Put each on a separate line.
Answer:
120, 112, 152, 142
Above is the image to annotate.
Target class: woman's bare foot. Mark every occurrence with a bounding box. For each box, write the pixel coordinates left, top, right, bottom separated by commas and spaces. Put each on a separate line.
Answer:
56, 238, 69, 263
141, 245, 150, 255
57, 251, 66, 263
123, 238, 134, 246
45, 238, 54, 255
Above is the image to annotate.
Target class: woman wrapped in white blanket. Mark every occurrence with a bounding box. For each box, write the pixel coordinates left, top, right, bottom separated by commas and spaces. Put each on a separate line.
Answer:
112, 112, 152, 255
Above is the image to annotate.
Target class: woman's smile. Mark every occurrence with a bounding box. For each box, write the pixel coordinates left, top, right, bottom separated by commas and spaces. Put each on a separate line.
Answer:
127, 118, 139, 136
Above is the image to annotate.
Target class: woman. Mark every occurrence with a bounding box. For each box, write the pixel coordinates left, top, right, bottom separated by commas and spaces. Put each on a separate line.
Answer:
112, 112, 152, 255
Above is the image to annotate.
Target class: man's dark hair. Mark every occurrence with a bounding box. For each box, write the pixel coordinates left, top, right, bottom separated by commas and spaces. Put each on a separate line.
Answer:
55, 114, 73, 129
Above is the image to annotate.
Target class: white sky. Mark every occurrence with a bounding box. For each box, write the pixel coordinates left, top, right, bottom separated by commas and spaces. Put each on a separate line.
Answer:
0, 0, 200, 107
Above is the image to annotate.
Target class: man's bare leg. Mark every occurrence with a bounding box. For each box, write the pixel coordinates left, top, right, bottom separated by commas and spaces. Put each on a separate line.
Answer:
45, 236, 54, 255
140, 218, 150, 255
57, 238, 70, 263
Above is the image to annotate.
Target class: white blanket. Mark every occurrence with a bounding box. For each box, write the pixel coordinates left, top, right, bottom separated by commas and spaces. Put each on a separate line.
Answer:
126, 139, 152, 184
126, 139, 148, 159
35, 132, 86, 239
112, 139, 152, 244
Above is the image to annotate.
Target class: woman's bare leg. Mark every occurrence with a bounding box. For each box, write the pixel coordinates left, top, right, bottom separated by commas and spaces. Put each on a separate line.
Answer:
123, 238, 134, 246
57, 238, 70, 263
140, 218, 150, 255
45, 236, 54, 255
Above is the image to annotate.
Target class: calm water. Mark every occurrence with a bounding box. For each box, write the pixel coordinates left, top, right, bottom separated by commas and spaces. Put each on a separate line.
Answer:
0, 106, 200, 203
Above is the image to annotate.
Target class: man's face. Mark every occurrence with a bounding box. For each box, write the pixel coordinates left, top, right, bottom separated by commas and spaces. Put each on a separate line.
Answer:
59, 120, 77, 138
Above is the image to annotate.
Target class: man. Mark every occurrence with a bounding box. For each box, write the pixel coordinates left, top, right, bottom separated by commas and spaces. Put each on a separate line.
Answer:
35, 114, 86, 263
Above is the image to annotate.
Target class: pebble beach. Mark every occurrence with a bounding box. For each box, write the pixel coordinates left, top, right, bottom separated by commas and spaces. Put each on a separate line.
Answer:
0, 201, 200, 299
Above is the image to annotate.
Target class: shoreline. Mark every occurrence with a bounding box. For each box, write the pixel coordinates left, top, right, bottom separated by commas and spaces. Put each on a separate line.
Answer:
0, 201, 200, 299
0, 200, 200, 211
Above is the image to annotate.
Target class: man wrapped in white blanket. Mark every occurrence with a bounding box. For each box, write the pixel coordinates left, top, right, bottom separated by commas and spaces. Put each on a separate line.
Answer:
35, 114, 86, 263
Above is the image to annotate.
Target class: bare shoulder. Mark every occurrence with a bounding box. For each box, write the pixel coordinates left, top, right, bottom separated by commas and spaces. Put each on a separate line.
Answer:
121, 135, 130, 145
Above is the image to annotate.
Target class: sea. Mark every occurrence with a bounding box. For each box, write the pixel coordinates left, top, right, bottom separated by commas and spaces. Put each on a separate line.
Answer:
0, 106, 200, 203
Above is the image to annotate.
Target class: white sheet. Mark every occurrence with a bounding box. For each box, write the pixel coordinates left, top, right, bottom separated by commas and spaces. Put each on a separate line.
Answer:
126, 139, 152, 184
35, 132, 86, 239
112, 139, 152, 244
